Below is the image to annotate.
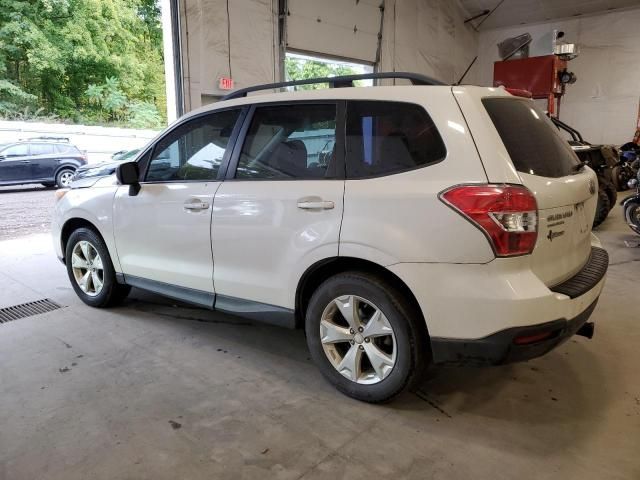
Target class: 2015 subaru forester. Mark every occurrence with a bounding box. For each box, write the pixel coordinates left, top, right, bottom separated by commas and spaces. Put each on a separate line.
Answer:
52, 73, 608, 402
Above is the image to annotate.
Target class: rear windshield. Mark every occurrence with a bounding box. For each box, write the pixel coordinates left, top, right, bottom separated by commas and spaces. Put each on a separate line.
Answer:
482, 97, 580, 178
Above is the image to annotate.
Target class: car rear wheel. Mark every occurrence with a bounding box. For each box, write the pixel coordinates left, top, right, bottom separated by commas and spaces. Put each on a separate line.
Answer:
65, 228, 131, 307
305, 272, 428, 403
56, 168, 75, 188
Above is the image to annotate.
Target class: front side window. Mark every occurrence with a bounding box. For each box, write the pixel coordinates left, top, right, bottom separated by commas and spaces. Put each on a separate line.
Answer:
146, 109, 240, 182
1, 144, 29, 157
235, 104, 337, 180
345, 101, 446, 179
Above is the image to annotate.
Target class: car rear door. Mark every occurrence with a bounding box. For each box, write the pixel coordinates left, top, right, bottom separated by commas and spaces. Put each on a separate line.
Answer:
211, 102, 345, 321
112, 108, 243, 305
455, 89, 598, 287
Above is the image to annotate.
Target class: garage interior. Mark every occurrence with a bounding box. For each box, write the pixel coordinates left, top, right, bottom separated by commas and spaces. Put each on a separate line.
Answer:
2, 1, 640, 479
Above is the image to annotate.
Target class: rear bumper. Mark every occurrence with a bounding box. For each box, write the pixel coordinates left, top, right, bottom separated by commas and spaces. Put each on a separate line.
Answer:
430, 299, 598, 366
388, 240, 608, 365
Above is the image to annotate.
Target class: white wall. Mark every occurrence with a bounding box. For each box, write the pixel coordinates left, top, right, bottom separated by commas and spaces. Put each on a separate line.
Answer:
476, 7, 640, 145
179, 0, 279, 111
379, 0, 479, 85
178, 0, 479, 110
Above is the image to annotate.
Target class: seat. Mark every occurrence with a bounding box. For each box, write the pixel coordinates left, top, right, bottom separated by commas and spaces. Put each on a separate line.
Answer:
270, 139, 308, 177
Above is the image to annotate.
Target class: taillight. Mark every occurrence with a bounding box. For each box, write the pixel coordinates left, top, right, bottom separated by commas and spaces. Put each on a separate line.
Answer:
440, 184, 538, 257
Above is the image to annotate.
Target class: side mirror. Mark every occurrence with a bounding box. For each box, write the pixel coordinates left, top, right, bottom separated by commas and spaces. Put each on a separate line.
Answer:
116, 161, 141, 196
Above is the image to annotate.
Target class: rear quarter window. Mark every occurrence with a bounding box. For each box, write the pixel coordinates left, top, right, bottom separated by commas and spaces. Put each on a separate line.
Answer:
482, 97, 580, 178
345, 101, 446, 179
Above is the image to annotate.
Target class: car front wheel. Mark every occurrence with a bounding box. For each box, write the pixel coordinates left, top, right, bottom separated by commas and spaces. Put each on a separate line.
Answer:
305, 272, 428, 403
65, 228, 131, 307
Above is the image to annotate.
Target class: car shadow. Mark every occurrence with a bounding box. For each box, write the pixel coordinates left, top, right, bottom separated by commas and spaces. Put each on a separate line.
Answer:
0, 184, 54, 194
122, 288, 610, 459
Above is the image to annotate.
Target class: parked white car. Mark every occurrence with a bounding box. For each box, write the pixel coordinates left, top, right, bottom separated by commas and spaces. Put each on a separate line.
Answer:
52, 73, 608, 402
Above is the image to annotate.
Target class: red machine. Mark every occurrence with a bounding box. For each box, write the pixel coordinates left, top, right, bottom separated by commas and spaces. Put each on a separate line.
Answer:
493, 54, 575, 117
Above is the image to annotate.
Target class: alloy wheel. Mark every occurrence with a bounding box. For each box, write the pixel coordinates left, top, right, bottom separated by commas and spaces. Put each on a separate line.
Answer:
71, 241, 104, 297
320, 295, 397, 384
59, 171, 74, 187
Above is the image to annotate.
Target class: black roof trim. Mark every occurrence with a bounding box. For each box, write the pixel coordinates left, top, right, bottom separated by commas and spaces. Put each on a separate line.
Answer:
221, 71, 446, 101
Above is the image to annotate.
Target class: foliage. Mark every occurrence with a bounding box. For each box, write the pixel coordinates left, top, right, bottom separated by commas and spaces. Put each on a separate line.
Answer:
84, 77, 162, 128
285, 57, 366, 90
127, 101, 162, 129
0, 0, 166, 128
0, 79, 37, 115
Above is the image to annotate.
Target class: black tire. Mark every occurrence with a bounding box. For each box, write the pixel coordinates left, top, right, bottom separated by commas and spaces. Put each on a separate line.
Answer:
55, 168, 75, 188
65, 228, 131, 307
624, 201, 640, 235
600, 178, 617, 211
305, 271, 429, 403
611, 166, 623, 191
593, 188, 611, 228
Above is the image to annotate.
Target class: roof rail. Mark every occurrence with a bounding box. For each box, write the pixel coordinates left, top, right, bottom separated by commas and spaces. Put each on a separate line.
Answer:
221, 71, 446, 101
25, 136, 70, 142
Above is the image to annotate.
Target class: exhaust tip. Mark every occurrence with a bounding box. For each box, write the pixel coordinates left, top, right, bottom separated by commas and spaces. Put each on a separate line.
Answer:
576, 322, 595, 339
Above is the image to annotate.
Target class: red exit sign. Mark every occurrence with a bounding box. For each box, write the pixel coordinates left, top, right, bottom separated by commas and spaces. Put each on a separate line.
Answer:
218, 76, 234, 90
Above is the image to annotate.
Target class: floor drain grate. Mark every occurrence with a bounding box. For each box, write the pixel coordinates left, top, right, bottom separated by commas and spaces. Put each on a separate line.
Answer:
0, 299, 63, 323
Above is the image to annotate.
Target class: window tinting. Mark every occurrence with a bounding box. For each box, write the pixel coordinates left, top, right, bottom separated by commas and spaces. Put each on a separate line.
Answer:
31, 144, 55, 155
482, 97, 580, 178
2, 144, 29, 157
345, 101, 446, 179
146, 109, 240, 182
235, 104, 337, 180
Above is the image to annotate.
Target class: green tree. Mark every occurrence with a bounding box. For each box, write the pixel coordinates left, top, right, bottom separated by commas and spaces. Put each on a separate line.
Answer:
285, 57, 365, 90
0, 0, 166, 126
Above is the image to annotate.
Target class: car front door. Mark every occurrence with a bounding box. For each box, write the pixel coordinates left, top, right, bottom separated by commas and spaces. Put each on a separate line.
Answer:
0, 144, 31, 183
113, 108, 243, 306
211, 102, 345, 323
29, 143, 58, 180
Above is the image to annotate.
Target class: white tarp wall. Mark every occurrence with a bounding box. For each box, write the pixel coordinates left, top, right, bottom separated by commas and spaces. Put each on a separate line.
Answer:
476, 7, 640, 145
179, 0, 279, 111
378, 0, 478, 85
178, 0, 479, 110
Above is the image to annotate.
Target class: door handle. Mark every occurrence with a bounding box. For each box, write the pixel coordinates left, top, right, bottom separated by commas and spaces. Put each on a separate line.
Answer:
297, 199, 334, 210
183, 201, 210, 211
20, 160, 30, 164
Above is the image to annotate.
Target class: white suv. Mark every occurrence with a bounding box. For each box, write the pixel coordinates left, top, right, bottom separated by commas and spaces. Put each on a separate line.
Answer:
53, 73, 608, 402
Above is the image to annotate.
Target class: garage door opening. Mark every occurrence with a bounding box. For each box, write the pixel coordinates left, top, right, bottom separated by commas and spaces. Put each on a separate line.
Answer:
285, 52, 374, 90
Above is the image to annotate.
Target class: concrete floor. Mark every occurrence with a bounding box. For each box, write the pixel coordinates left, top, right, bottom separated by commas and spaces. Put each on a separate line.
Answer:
0, 199, 639, 480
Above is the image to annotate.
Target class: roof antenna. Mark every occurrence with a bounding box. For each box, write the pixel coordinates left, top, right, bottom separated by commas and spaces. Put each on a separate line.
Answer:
456, 56, 477, 85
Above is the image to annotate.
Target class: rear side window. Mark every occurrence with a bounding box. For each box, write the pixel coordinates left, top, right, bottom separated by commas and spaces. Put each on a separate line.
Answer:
345, 101, 446, 179
31, 143, 55, 155
235, 104, 337, 180
482, 98, 580, 178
